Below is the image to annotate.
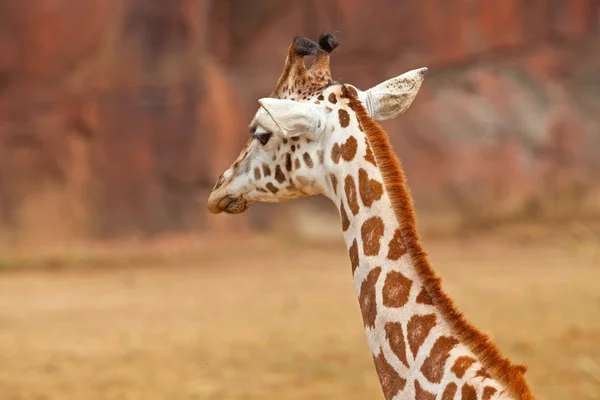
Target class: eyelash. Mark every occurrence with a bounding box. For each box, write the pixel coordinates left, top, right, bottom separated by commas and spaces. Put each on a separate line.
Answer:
253, 132, 272, 146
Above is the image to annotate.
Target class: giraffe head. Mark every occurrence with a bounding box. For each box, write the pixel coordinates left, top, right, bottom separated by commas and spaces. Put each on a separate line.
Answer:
207, 33, 427, 214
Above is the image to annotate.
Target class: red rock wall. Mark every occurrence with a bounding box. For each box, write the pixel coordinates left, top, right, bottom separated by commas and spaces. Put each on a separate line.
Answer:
0, 0, 598, 239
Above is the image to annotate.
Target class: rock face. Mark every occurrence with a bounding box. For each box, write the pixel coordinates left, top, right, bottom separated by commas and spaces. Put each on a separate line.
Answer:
0, 0, 598, 240
0, 0, 244, 239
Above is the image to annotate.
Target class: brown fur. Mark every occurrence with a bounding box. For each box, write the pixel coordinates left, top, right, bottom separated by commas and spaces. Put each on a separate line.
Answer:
451, 356, 477, 379
359, 267, 381, 328
373, 350, 406, 400
420, 336, 459, 383
415, 380, 436, 400
461, 384, 478, 400
361, 216, 385, 256
382, 271, 412, 308
407, 314, 437, 357
348, 92, 534, 399
358, 168, 384, 207
442, 383, 458, 400
384, 322, 409, 368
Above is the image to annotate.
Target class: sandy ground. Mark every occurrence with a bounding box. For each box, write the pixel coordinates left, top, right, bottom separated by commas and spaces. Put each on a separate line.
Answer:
0, 235, 598, 400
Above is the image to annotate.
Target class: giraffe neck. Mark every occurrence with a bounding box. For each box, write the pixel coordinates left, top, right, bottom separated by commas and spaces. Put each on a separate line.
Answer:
320, 94, 533, 400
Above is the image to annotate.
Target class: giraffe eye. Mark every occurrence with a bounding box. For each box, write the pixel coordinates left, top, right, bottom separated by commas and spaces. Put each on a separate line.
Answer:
253, 131, 272, 146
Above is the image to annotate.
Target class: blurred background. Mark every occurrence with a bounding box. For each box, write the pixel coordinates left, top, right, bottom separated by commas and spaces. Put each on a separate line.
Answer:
0, 1, 598, 399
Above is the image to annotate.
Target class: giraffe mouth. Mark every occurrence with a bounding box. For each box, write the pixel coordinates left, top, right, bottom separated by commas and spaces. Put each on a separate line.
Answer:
208, 194, 249, 215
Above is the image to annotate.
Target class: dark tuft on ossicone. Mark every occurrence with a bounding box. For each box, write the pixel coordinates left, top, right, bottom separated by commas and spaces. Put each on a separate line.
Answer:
318, 32, 340, 53
292, 36, 320, 56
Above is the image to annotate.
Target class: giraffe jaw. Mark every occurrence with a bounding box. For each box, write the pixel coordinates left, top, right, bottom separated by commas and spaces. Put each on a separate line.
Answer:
207, 194, 250, 215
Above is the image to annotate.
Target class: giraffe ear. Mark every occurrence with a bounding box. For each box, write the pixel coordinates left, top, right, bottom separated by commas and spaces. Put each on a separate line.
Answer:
258, 98, 326, 139
359, 67, 427, 121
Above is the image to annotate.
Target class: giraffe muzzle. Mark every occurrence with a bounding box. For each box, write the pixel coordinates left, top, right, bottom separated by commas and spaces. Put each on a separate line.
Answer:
207, 192, 249, 215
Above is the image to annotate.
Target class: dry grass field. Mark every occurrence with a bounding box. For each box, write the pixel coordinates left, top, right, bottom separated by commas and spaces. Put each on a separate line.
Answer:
0, 233, 598, 400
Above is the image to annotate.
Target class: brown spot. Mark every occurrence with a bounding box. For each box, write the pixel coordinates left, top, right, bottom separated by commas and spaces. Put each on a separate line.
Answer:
285, 153, 292, 171
256, 187, 268, 193
303, 153, 313, 168
338, 109, 350, 128
364, 137, 377, 166
384, 322, 409, 368
416, 288, 434, 305
451, 356, 477, 379
265, 183, 279, 194
382, 271, 412, 308
330, 174, 338, 194
349, 239, 359, 274
274, 165, 286, 183
387, 229, 406, 260
317, 94, 324, 101
294, 158, 301, 169
331, 143, 341, 163
407, 314, 437, 357
461, 384, 477, 400
361, 216, 384, 256
415, 380, 436, 400
442, 383, 458, 400
328, 92, 337, 104
421, 336, 459, 383
317, 150, 324, 164
292, 136, 300, 141
254, 167, 261, 180
476, 368, 492, 380
344, 175, 360, 216
358, 267, 381, 328
373, 351, 406, 400
358, 168, 383, 207
482, 386, 498, 400
282, 138, 288, 144
340, 203, 350, 232
291, 145, 296, 152
341, 136, 358, 161
342, 85, 358, 98
262, 164, 271, 177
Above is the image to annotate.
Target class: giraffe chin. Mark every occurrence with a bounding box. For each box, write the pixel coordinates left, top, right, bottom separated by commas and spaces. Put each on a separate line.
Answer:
221, 196, 250, 214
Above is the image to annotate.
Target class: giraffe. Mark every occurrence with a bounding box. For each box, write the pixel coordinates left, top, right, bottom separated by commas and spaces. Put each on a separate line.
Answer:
207, 33, 534, 400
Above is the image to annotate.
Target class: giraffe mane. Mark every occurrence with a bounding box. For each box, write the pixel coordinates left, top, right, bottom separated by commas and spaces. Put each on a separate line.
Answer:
346, 88, 535, 400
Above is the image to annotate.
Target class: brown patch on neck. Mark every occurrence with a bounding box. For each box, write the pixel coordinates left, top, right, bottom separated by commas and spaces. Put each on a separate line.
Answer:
461, 384, 477, 400
349, 239, 359, 274
382, 271, 412, 308
386, 228, 406, 260
421, 336, 459, 383
359, 267, 381, 328
414, 380, 436, 400
358, 168, 384, 207
416, 287, 434, 305
341, 136, 358, 161
451, 356, 477, 379
344, 175, 360, 216
384, 322, 409, 368
348, 90, 533, 400
407, 314, 437, 357
340, 202, 350, 232
361, 216, 384, 256
483, 386, 498, 400
441, 383, 458, 400
373, 351, 406, 400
